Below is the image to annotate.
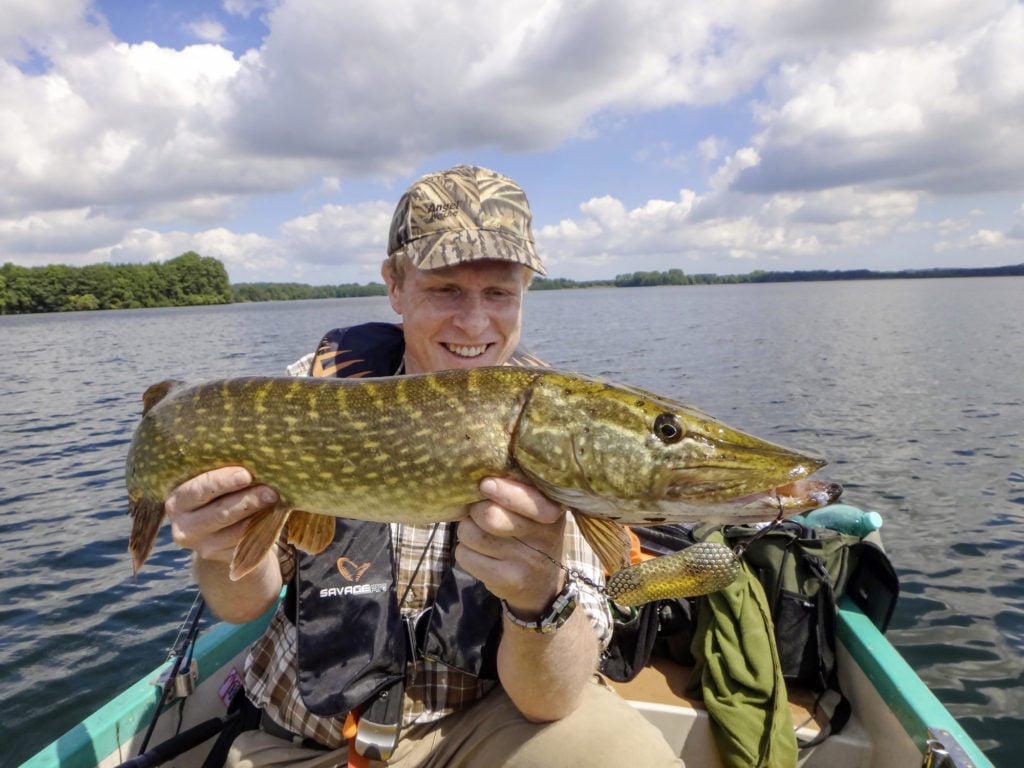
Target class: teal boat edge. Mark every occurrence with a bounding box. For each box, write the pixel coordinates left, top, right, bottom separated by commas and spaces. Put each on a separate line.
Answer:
837, 597, 994, 768
20, 604, 277, 768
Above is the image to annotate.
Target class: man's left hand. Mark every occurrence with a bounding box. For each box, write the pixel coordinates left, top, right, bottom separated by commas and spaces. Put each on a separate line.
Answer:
455, 477, 567, 619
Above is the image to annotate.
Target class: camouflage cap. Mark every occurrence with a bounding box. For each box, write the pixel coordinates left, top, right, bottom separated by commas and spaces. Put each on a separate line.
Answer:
387, 165, 546, 275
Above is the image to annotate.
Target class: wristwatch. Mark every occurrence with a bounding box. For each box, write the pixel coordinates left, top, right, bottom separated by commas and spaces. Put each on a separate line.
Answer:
501, 580, 579, 634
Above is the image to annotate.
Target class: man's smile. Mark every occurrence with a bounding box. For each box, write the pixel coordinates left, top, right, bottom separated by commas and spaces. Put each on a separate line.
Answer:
443, 342, 491, 358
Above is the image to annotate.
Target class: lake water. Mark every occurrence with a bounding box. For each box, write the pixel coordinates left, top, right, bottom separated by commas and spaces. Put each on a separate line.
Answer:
1, 279, 1021, 767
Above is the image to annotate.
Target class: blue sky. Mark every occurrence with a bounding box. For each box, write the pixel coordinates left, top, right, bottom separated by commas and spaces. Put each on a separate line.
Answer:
3, 0, 1023, 284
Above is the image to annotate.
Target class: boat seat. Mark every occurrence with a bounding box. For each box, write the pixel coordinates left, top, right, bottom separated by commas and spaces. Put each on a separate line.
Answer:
607, 656, 873, 766
607, 654, 826, 734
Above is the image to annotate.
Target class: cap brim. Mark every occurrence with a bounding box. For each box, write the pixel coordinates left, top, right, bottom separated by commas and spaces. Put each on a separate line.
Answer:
402, 228, 547, 276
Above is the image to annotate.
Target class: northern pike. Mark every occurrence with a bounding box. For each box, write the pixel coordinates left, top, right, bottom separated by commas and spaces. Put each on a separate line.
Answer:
127, 367, 840, 593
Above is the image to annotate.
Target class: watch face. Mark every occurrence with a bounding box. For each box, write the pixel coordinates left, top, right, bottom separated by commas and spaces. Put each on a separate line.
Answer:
542, 590, 578, 633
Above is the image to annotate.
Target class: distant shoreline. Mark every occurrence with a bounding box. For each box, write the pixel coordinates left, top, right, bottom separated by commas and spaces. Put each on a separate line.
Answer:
532, 262, 1024, 290
2, 259, 1021, 314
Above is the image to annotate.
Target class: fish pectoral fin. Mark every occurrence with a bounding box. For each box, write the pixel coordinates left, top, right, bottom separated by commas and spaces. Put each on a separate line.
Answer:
128, 494, 166, 575
574, 514, 631, 576
286, 511, 336, 554
231, 504, 292, 582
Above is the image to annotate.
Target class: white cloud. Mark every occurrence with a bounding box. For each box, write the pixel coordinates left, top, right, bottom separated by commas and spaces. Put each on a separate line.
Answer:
1, 0, 105, 61
188, 19, 228, 44
934, 228, 1009, 252
90, 199, 394, 283
736, 2, 1024, 195
0, 38, 253, 212
933, 201, 1024, 251
0, 206, 138, 265
537, 158, 926, 278
278, 200, 393, 268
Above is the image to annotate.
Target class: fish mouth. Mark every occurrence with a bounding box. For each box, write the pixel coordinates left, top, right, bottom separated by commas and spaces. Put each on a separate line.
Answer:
731, 479, 843, 512
655, 475, 842, 524
663, 447, 829, 507
656, 425, 843, 517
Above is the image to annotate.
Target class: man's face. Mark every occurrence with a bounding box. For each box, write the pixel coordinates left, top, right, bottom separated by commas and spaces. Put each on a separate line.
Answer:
383, 259, 529, 374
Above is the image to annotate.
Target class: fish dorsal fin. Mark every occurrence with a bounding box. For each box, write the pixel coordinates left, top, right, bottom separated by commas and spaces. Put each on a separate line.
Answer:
574, 514, 631, 576
141, 380, 184, 415
287, 511, 336, 554
231, 504, 291, 581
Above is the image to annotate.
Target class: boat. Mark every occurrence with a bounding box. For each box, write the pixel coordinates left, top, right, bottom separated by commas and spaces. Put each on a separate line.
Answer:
19, 587, 993, 768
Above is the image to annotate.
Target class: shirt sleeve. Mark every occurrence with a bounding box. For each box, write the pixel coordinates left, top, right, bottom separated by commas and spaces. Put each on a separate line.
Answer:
563, 513, 614, 650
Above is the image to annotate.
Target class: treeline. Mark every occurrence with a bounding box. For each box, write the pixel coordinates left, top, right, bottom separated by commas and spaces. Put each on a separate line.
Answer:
609, 263, 1024, 288
3, 255, 1022, 315
232, 282, 386, 302
745, 263, 1024, 282
535, 270, 721, 288
531, 276, 614, 290
1, 252, 232, 314
612, 269, 719, 287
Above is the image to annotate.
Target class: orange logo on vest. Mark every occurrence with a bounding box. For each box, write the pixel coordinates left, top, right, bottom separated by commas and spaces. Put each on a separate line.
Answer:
337, 557, 372, 582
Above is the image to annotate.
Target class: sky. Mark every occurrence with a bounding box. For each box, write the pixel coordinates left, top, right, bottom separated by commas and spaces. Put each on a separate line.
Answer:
3, 0, 1023, 285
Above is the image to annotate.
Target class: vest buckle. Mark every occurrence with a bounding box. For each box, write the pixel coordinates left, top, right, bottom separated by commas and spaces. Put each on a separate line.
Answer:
355, 678, 404, 760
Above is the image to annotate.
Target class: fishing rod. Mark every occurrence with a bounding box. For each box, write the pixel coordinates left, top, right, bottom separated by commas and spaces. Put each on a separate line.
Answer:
134, 591, 207, 756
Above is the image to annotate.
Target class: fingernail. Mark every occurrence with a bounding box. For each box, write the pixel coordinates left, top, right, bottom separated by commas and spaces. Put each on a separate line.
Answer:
479, 478, 497, 496
259, 488, 278, 505
232, 469, 251, 485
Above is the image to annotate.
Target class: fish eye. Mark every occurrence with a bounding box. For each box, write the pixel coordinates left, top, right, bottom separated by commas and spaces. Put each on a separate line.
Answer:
653, 413, 684, 443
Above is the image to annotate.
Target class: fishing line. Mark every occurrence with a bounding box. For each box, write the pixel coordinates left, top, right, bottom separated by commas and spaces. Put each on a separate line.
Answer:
512, 536, 607, 595
515, 495, 790, 603
731, 495, 788, 558
394, 522, 440, 610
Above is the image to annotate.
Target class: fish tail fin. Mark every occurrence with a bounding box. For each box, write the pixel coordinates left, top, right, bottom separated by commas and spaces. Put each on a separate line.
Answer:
230, 504, 292, 581
574, 514, 631, 576
128, 495, 166, 575
286, 511, 336, 554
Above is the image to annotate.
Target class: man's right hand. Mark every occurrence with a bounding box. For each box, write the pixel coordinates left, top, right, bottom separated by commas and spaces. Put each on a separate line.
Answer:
164, 466, 284, 622
165, 466, 279, 564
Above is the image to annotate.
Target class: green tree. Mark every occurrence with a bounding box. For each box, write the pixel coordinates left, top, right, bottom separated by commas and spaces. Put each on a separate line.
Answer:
0, 253, 235, 313
160, 252, 232, 305
66, 294, 100, 311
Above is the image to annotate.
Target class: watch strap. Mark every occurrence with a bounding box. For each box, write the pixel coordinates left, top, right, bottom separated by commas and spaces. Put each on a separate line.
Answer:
501, 580, 579, 634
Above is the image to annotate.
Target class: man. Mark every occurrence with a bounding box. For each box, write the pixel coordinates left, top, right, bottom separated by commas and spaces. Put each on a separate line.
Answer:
165, 165, 682, 767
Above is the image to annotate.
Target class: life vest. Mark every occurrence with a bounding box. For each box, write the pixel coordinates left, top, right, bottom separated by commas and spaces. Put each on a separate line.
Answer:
291, 322, 515, 716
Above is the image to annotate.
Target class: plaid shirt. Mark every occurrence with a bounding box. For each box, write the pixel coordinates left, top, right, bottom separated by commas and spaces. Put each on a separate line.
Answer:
244, 356, 613, 748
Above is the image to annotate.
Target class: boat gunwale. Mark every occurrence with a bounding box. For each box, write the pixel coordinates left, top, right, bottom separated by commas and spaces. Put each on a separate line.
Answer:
836, 597, 993, 767
18, 605, 276, 768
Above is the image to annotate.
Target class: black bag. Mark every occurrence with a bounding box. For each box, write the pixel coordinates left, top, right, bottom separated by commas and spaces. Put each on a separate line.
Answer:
600, 597, 695, 682
600, 524, 704, 682
717, 520, 899, 692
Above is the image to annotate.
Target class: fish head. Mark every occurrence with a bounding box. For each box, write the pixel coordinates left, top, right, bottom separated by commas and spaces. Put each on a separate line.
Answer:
512, 372, 835, 524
